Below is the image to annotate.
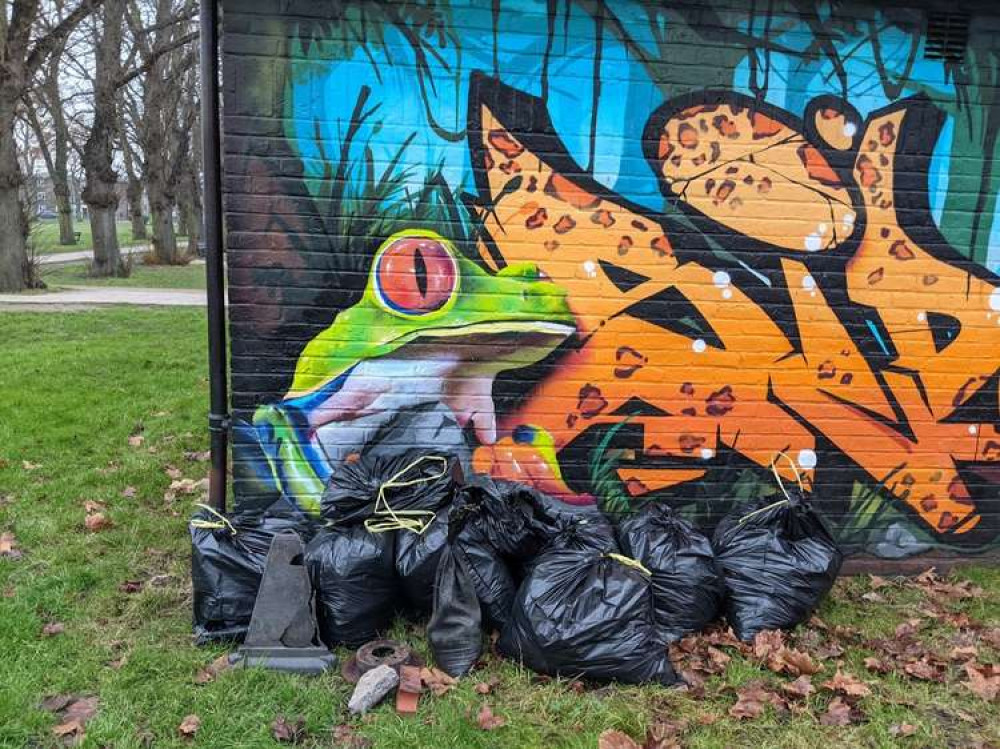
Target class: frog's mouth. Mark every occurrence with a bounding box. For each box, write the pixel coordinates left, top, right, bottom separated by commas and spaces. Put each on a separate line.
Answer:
285, 320, 575, 447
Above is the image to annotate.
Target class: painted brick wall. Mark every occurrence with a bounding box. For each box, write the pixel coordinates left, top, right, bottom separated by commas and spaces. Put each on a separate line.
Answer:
221, 0, 1000, 564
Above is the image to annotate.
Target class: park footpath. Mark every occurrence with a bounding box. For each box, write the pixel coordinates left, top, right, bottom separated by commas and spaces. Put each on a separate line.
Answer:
0, 247, 207, 309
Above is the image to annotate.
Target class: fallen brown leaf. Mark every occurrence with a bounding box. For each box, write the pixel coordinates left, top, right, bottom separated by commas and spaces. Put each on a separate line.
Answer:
121, 486, 137, 499
819, 696, 854, 726
598, 730, 640, 749
185, 450, 211, 462
869, 574, 892, 589
476, 705, 506, 731
194, 654, 231, 684
332, 724, 373, 749
22, 460, 41, 470
729, 680, 787, 720
178, 714, 201, 737
949, 645, 979, 662
419, 667, 457, 697
767, 646, 822, 677
863, 656, 891, 675
861, 591, 885, 603
963, 662, 1000, 701
643, 719, 687, 749
83, 500, 105, 514
46, 695, 99, 741
903, 659, 942, 682
40, 695, 75, 713
752, 630, 785, 660
781, 675, 816, 700
128, 433, 144, 447
271, 715, 307, 743
0, 531, 21, 559
822, 669, 871, 698
889, 723, 917, 737
118, 580, 143, 594
85, 513, 112, 532
165, 466, 184, 479
474, 676, 500, 695
895, 619, 923, 639
42, 622, 65, 637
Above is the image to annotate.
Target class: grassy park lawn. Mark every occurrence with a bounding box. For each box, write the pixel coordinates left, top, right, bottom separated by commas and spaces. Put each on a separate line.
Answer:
41, 261, 207, 289
29, 218, 139, 254
1, 308, 998, 748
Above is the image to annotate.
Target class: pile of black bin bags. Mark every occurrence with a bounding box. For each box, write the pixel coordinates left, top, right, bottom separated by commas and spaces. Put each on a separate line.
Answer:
191, 455, 843, 683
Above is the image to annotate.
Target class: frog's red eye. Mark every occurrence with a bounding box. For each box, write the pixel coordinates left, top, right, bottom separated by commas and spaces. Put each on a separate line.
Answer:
374, 236, 457, 315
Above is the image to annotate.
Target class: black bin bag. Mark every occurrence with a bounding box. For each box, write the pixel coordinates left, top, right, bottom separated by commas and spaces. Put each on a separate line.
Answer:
305, 526, 399, 648
395, 507, 451, 614
428, 545, 483, 677
321, 452, 458, 526
498, 548, 679, 685
190, 501, 316, 645
617, 503, 723, 642
451, 475, 617, 630
712, 469, 843, 642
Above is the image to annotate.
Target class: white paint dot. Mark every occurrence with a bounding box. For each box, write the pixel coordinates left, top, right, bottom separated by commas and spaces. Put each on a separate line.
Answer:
797, 449, 817, 470
843, 122, 857, 138
802, 275, 816, 291
804, 232, 823, 252
843, 212, 856, 226
917, 311, 926, 322
818, 223, 828, 233
722, 288, 733, 299
692, 339, 707, 353
713, 270, 731, 289
700, 447, 715, 460
582, 260, 597, 278
969, 425, 978, 435
989, 288, 1000, 312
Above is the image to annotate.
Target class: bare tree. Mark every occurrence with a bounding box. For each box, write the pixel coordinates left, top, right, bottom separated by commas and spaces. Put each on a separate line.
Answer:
80, 0, 126, 275
24, 32, 76, 245
119, 98, 145, 239
0, 0, 103, 292
129, 0, 197, 265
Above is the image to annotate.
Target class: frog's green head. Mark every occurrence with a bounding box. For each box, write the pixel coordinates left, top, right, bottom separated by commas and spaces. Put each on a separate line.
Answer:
273, 228, 575, 439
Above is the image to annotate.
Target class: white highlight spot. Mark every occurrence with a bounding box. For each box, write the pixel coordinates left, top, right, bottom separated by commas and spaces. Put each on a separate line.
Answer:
917, 311, 927, 322
797, 449, 818, 470
582, 260, 597, 278
842, 211, 856, 234
802, 275, 816, 292
692, 339, 707, 353
990, 287, 1000, 311
843, 122, 857, 138
818, 223, 828, 233
969, 425, 978, 435
722, 288, 733, 299
804, 232, 823, 252
700, 448, 715, 460
713, 270, 731, 288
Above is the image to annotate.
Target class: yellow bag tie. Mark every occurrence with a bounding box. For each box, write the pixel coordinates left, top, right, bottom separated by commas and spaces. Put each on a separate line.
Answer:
190, 503, 237, 535
605, 553, 651, 576
363, 455, 448, 535
737, 451, 804, 526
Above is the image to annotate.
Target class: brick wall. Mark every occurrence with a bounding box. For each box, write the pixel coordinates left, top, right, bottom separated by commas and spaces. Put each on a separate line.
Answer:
221, 0, 1000, 564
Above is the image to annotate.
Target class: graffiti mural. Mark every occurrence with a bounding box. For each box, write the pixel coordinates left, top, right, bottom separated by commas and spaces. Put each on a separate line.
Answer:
223, 0, 1000, 559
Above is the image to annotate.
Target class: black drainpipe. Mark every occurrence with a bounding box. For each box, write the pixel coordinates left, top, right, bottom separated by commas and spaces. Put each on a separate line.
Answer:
200, 0, 229, 513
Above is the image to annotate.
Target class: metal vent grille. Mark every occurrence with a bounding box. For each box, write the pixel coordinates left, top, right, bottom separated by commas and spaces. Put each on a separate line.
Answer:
924, 11, 970, 63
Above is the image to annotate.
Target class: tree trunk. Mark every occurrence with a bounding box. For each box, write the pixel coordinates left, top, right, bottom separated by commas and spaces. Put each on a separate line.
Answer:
54, 182, 75, 245
0, 108, 27, 293
126, 178, 145, 239
89, 205, 121, 275
148, 187, 180, 264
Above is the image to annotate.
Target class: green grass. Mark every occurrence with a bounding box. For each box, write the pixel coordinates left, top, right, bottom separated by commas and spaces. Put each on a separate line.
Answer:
1, 308, 998, 748
40, 261, 207, 290
28, 219, 139, 254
